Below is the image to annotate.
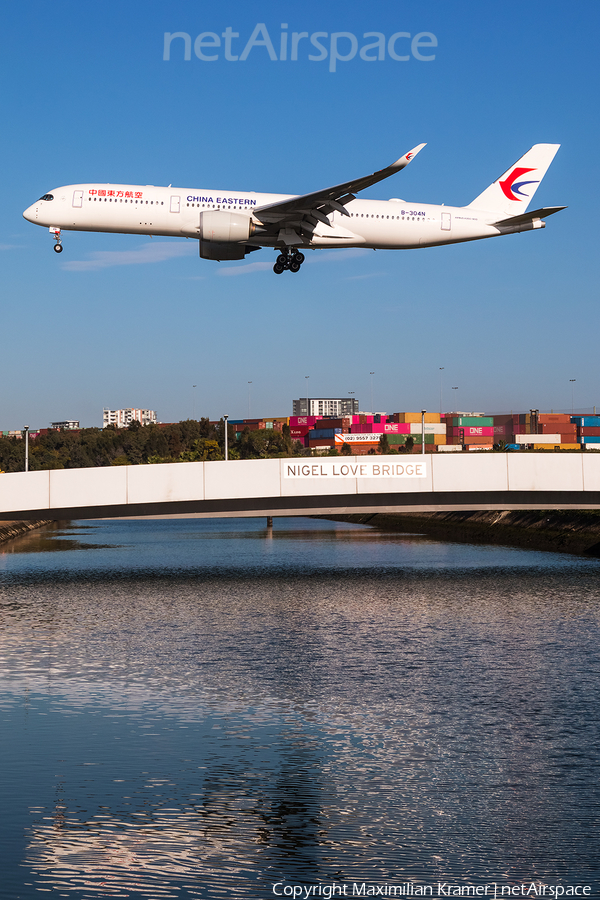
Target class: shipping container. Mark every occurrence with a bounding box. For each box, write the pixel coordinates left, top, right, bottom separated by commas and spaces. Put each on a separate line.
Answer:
462, 436, 494, 445
532, 444, 580, 450
409, 423, 447, 435
383, 423, 411, 434
465, 444, 494, 451
515, 434, 561, 444
580, 436, 600, 444
538, 414, 571, 424
571, 416, 600, 427
437, 445, 463, 452
289, 416, 322, 427
394, 412, 442, 424
308, 439, 336, 448
578, 427, 600, 436
539, 423, 577, 434
335, 433, 382, 443
313, 418, 349, 429
309, 428, 342, 439
448, 426, 494, 437
449, 417, 494, 428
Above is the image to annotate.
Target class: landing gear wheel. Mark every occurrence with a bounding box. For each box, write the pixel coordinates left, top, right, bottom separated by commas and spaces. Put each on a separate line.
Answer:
53, 244, 63, 253
294, 252, 305, 264
289, 260, 301, 273
276, 254, 287, 266
273, 262, 285, 274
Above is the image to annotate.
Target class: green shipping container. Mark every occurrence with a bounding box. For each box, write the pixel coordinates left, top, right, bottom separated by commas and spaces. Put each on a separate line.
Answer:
450, 417, 493, 427
387, 434, 434, 445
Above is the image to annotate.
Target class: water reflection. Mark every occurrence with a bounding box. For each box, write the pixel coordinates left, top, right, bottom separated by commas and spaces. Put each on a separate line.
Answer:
1, 517, 599, 897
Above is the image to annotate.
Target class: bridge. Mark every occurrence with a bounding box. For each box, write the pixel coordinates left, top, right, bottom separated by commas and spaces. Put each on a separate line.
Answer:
1, 454, 600, 521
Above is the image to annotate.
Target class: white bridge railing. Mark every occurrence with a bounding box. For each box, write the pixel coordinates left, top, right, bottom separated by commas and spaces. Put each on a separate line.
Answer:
1, 453, 600, 520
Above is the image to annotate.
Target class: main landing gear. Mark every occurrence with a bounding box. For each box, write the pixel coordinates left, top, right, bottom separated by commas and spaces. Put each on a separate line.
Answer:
50, 227, 63, 253
273, 249, 305, 275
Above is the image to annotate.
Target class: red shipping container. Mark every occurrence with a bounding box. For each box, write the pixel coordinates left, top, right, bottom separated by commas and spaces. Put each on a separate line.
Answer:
315, 418, 349, 429
579, 427, 600, 436
539, 422, 576, 434
289, 415, 323, 427
290, 426, 310, 437
538, 414, 571, 424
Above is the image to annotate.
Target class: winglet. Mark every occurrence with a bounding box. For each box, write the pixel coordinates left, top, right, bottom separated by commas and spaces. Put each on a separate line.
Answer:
391, 143, 426, 172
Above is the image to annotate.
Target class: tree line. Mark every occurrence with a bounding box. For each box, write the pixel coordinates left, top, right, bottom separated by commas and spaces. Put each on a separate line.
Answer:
0, 420, 313, 473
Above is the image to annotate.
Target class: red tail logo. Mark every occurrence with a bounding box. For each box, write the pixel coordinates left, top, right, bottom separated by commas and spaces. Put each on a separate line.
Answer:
499, 167, 539, 201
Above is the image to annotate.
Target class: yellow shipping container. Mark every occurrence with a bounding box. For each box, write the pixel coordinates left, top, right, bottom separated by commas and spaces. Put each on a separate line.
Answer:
532, 443, 580, 450
433, 434, 447, 444
396, 412, 441, 424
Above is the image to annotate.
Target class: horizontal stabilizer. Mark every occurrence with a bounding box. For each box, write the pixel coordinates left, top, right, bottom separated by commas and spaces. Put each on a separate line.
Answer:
493, 206, 567, 227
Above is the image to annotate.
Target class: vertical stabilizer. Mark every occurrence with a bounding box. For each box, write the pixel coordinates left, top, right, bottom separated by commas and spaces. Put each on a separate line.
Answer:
467, 144, 560, 216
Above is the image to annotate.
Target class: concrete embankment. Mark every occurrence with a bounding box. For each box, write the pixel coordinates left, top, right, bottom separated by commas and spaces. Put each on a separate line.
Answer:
322, 510, 600, 557
0, 519, 55, 546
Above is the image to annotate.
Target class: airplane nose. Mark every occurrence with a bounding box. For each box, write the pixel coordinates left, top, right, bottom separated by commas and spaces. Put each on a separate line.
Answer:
23, 204, 37, 222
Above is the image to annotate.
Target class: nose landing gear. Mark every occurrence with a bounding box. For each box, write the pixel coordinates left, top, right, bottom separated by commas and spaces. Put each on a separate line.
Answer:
273, 249, 305, 274
50, 227, 63, 253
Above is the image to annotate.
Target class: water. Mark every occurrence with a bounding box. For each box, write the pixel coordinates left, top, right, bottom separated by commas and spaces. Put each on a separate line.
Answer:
1, 517, 599, 899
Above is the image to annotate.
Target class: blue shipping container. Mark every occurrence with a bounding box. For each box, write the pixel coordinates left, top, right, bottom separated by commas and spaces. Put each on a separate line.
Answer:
580, 436, 600, 443
571, 416, 600, 427
309, 428, 342, 439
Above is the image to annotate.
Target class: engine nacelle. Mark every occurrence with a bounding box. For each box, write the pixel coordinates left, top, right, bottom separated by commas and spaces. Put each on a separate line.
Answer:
200, 211, 253, 244
198, 211, 256, 260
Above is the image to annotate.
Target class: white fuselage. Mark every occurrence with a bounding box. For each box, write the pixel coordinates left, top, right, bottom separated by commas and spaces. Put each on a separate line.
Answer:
23, 182, 528, 251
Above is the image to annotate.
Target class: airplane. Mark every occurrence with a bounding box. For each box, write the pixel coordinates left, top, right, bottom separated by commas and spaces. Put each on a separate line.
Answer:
23, 143, 565, 275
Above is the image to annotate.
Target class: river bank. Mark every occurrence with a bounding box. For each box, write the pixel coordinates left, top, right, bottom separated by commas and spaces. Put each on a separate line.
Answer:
0, 519, 55, 546
320, 510, 600, 557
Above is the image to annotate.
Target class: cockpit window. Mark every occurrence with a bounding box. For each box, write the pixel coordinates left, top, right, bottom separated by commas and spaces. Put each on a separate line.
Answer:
39, 194, 54, 201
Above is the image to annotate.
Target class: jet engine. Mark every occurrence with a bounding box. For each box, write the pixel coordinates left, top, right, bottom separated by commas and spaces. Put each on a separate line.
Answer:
199, 211, 257, 260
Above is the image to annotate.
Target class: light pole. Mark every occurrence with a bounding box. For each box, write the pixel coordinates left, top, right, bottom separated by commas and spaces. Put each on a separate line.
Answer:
23, 425, 29, 472
247, 382, 252, 418
223, 415, 229, 461
570, 379, 576, 414
192, 384, 197, 420
439, 368, 444, 416
305, 376, 310, 417
421, 409, 426, 455
452, 387, 458, 410
370, 372, 375, 414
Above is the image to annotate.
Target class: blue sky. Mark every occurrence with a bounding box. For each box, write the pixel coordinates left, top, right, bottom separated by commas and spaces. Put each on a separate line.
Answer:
1, 1, 598, 428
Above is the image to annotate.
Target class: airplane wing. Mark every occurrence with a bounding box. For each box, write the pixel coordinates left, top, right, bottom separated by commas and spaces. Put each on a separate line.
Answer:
252, 144, 426, 239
